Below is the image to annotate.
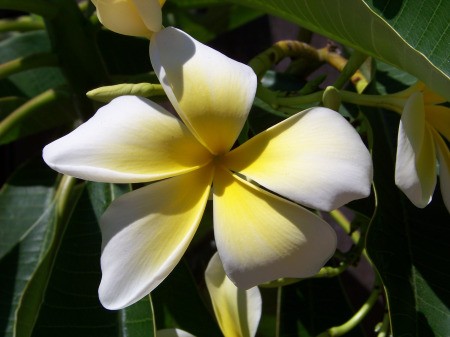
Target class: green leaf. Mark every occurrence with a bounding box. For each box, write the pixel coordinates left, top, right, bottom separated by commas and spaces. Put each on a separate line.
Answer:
0, 97, 27, 120
278, 277, 368, 337
364, 99, 450, 335
96, 31, 151, 76
14, 178, 81, 337
152, 259, 222, 337
374, 61, 417, 94
0, 88, 76, 145
86, 181, 131, 219
90, 182, 156, 337
16, 181, 154, 337
229, 0, 450, 100
165, 2, 263, 42
118, 296, 156, 337
0, 31, 66, 97
28, 183, 154, 337
0, 159, 57, 261
0, 159, 59, 337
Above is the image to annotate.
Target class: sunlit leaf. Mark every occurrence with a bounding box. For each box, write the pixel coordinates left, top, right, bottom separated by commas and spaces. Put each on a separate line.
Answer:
229, 0, 450, 100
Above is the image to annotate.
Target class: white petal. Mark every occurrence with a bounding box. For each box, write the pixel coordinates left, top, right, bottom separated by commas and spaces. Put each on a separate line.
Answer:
43, 96, 211, 183
224, 107, 373, 211
213, 167, 337, 289
99, 166, 213, 309
205, 253, 261, 337
150, 27, 256, 155
156, 329, 196, 337
395, 93, 437, 208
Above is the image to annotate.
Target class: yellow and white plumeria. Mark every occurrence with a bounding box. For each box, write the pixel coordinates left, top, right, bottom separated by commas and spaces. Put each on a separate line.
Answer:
157, 253, 261, 337
91, 0, 165, 38
43, 27, 372, 310
390, 84, 450, 212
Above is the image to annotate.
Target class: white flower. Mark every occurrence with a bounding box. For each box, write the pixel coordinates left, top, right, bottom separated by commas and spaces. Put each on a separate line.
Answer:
43, 27, 373, 310
394, 86, 450, 212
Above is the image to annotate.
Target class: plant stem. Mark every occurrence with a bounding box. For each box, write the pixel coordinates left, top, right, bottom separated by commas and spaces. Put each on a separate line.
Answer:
0, 88, 68, 142
316, 275, 383, 337
275, 286, 282, 337
275, 90, 324, 107
330, 209, 361, 243
0, 53, 58, 80
0, 18, 45, 32
248, 40, 321, 79
376, 311, 391, 337
54, 175, 77, 217
340, 90, 404, 113
273, 88, 405, 114
328, 49, 369, 91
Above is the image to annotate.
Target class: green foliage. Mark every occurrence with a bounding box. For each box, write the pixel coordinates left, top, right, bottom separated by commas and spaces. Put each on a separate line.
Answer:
0, 0, 449, 336
364, 89, 450, 336
229, 0, 450, 100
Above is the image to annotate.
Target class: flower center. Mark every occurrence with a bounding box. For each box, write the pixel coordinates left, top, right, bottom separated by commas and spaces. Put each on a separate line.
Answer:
211, 154, 227, 169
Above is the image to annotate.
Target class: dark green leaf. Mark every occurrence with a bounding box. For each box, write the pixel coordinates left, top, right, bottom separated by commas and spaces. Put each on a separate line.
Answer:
0, 159, 57, 260
152, 259, 222, 337
0, 88, 76, 145
364, 96, 450, 336
0, 159, 59, 337
30, 182, 155, 337
0, 97, 27, 120
165, 2, 263, 43
278, 276, 369, 337
0, 31, 66, 97
374, 61, 418, 94
96, 31, 152, 77
87, 181, 131, 219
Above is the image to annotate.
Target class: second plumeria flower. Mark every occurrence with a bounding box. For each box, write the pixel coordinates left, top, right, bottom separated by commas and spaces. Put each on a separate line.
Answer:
43, 27, 373, 310
394, 87, 450, 213
340, 82, 449, 212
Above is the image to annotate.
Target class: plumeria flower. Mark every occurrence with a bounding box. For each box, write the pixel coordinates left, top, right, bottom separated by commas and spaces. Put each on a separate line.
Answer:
91, 0, 165, 38
156, 253, 261, 337
393, 87, 450, 212
43, 27, 373, 310
342, 82, 449, 212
